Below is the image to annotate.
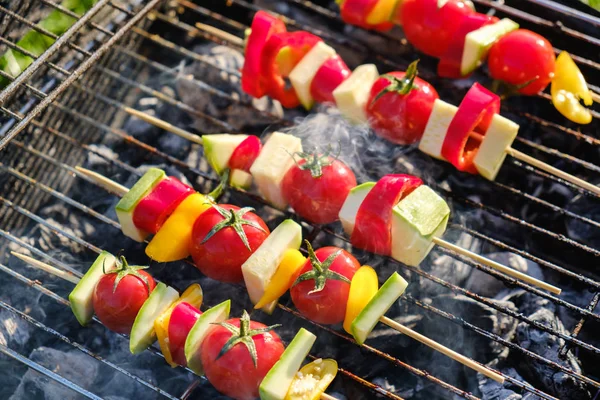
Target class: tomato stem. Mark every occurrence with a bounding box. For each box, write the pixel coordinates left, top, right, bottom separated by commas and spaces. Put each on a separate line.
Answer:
287, 143, 340, 179
207, 168, 230, 202
213, 310, 281, 368
372, 59, 420, 104
104, 255, 151, 294
201, 205, 266, 251
293, 240, 351, 294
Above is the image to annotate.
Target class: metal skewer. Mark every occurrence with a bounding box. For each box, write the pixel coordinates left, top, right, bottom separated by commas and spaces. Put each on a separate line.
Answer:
11, 251, 505, 384
73, 164, 561, 296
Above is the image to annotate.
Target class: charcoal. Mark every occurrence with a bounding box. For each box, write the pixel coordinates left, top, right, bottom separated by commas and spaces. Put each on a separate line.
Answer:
0, 309, 32, 351
566, 193, 600, 248
465, 253, 545, 298
9, 347, 98, 400
479, 366, 542, 400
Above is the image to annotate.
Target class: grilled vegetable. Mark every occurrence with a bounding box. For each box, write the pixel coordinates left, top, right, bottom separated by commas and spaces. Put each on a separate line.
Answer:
366, 61, 439, 144
351, 174, 422, 255
242, 219, 302, 312
285, 358, 338, 400
437, 13, 496, 78
229, 135, 262, 173
418, 99, 458, 160
333, 64, 379, 124
338, 182, 376, 236
200, 311, 284, 400
92, 256, 156, 334
249, 132, 303, 209
115, 168, 165, 242
551, 51, 594, 124
343, 266, 378, 334
351, 272, 408, 345
129, 282, 179, 354
190, 204, 270, 283
340, 0, 394, 31
0, 0, 97, 87
185, 299, 231, 376
390, 185, 450, 266
145, 193, 212, 262
261, 31, 322, 107
441, 83, 500, 173
155, 284, 203, 367
168, 302, 201, 367
473, 114, 519, 180
461, 18, 519, 76
290, 243, 359, 325
242, 11, 287, 98
203, 134, 249, 175
69, 251, 116, 326
255, 249, 306, 309
289, 41, 337, 109
281, 150, 357, 224
132, 176, 192, 234
260, 328, 317, 400
488, 29, 556, 95
310, 56, 351, 105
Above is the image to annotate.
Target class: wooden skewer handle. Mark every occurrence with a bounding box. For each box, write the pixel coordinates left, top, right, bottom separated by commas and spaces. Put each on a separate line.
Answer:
11, 252, 80, 284
123, 107, 203, 146
433, 237, 561, 295
507, 147, 600, 196
380, 316, 505, 384
75, 167, 129, 197
320, 393, 337, 400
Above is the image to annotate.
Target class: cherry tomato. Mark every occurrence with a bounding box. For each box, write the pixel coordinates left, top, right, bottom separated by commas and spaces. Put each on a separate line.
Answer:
401, 0, 474, 58
291, 246, 360, 325
488, 29, 556, 95
281, 156, 357, 224
366, 66, 439, 145
93, 264, 156, 334
201, 316, 284, 400
190, 204, 270, 283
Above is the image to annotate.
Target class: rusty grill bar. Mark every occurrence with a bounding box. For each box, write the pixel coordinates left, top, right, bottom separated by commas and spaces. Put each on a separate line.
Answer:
0, 0, 599, 399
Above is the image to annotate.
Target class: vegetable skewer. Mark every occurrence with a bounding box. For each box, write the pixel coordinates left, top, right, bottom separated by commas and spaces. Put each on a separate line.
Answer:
12, 243, 505, 384
11, 251, 341, 400
74, 157, 561, 295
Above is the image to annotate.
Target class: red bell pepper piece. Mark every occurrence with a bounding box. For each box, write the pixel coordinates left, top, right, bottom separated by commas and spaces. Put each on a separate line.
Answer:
438, 13, 497, 78
261, 31, 322, 108
441, 83, 501, 173
168, 302, 202, 366
310, 55, 351, 104
351, 174, 423, 256
229, 136, 262, 173
340, 0, 394, 31
242, 11, 287, 99
132, 177, 193, 234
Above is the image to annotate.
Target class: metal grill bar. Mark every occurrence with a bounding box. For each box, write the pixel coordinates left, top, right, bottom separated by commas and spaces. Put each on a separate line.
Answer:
0, 343, 102, 400
0, 0, 163, 150
0, 300, 180, 400
3, 139, 599, 397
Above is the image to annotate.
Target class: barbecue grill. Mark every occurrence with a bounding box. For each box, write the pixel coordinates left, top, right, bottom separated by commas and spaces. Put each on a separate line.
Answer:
0, 0, 599, 399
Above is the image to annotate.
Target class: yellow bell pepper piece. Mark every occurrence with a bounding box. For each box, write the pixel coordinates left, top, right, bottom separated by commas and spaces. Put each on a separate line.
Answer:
551, 51, 594, 125
285, 358, 338, 400
366, 0, 398, 25
343, 266, 379, 334
155, 284, 203, 367
146, 193, 213, 262
255, 249, 306, 309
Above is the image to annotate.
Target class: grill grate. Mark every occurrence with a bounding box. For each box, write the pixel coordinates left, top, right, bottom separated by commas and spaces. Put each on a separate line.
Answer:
0, 0, 599, 399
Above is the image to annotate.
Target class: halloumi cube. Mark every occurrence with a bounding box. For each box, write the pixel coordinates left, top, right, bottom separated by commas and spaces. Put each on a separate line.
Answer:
418, 99, 457, 160
333, 64, 379, 124
290, 42, 337, 110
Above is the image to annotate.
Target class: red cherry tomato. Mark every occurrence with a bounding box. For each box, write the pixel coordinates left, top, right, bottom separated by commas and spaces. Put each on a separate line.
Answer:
201, 317, 284, 400
401, 0, 474, 58
92, 267, 156, 334
229, 136, 262, 173
366, 67, 439, 145
488, 29, 556, 95
291, 246, 360, 325
281, 156, 357, 224
310, 56, 351, 105
190, 205, 270, 283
